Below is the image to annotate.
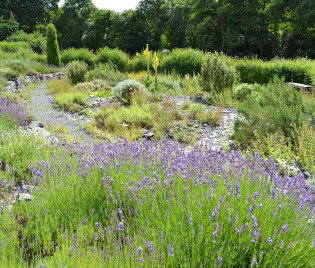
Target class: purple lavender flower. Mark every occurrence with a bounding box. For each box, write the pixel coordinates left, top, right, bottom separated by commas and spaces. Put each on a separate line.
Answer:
267, 237, 273, 245
138, 246, 142, 256
167, 244, 174, 257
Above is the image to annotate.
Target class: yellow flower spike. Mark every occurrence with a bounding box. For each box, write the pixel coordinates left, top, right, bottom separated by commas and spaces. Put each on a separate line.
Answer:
144, 44, 150, 60
152, 52, 159, 71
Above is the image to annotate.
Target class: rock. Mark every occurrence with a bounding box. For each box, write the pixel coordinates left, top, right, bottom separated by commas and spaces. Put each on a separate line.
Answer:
91, 101, 101, 107
143, 131, 154, 140
5, 72, 66, 93
21, 185, 33, 194
303, 171, 311, 180
16, 193, 32, 202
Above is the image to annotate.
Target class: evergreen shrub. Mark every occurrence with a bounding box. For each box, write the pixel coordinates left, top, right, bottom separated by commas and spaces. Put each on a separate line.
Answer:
46, 23, 61, 67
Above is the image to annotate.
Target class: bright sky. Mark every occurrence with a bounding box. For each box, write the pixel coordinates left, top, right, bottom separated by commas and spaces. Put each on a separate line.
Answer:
59, 0, 140, 12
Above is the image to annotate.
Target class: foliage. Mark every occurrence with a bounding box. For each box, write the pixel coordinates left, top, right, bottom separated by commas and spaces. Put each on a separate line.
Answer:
0, 128, 51, 184
232, 83, 261, 101
161, 48, 204, 76
85, 63, 128, 86
46, 78, 72, 95
46, 23, 61, 67
128, 53, 153, 72
201, 52, 239, 93
0, 68, 19, 79
0, 41, 30, 52
111, 79, 147, 105
54, 91, 90, 112
61, 48, 95, 67
24, 69, 39, 76
96, 47, 129, 72
1, 140, 314, 266
234, 78, 312, 145
0, 12, 19, 41
296, 123, 315, 173
235, 58, 314, 85
66, 60, 88, 85
6, 30, 46, 54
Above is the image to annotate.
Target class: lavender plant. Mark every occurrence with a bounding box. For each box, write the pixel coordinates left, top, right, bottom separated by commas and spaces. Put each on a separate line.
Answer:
0, 95, 30, 132
0, 140, 314, 266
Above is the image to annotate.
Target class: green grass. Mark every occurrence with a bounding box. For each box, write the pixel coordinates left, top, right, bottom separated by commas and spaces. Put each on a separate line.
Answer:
54, 91, 90, 112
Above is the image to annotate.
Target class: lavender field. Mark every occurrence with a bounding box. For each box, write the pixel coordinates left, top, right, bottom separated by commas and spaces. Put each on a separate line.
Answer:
0, 96, 315, 267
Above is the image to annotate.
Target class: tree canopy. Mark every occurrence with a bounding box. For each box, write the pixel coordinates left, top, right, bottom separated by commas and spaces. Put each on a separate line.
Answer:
0, 0, 314, 58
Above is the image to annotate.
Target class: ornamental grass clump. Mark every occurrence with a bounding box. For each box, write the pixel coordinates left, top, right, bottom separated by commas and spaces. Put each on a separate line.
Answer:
1, 140, 314, 266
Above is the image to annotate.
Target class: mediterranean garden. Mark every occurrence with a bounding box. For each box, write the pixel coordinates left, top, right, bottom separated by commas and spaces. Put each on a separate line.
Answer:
0, 0, 315, 267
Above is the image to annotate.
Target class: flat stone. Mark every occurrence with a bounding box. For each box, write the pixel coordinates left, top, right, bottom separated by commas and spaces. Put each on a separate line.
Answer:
17, 193, 32, 202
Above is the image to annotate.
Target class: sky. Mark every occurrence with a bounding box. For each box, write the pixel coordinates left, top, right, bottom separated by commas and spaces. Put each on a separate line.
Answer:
59, 0, 141, 12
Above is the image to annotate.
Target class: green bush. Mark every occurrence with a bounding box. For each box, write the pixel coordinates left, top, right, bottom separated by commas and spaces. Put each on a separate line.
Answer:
0, 41, 30, 53
128, 53, 153, 72
112, 79, 147, 105
46, 23, 61, 67
0, 68, 19, 79
66, 61, 88, 85
61, 48, 95, 67
232, 83, 262, 100
201, 52, 239, 93
96, 47, 129, 72
160, 48, 204, 76
85, 63, 128, 86
235, 58, 314, 85
0, 59, 27, 73
234, 77, 311, 145
8, 31, 46, 54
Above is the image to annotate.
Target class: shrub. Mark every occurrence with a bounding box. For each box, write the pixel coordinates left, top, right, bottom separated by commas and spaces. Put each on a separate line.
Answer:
25, 69, 39, 76
0, 41, 30, 52
201, 52, 239, 93
196, 107, 223, 127
66, 61, 88, 85
235, 58, 314, 85
96, 47, 129, 72
234, 78, 311, 145
128, 53, 153, 72
46, 23, 61, 67
111, 79, 147, 105
85, 63, 128, 86
232, 83, 261, 100
61, 48, 95, 67
160, 48, 204, 76
0, 68, 18, 79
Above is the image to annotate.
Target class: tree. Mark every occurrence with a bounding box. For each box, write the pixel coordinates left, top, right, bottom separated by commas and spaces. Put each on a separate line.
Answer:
5, 0, 59, 32
81, 9, 116, 51
46, 23, 61, 67
55, 0, 96, 49
0, 12, 19, 40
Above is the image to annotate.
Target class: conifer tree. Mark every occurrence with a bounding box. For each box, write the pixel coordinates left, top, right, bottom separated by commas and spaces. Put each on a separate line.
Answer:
46, 23, 61, 67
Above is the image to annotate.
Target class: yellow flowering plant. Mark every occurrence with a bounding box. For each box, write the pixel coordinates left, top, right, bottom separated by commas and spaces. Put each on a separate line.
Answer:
144, 44, 150, 81
152, 52, 159, 92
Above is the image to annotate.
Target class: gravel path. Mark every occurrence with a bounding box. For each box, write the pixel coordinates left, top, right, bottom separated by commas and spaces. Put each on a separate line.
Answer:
175, 96, 242, 151
29, 83, 94, 145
